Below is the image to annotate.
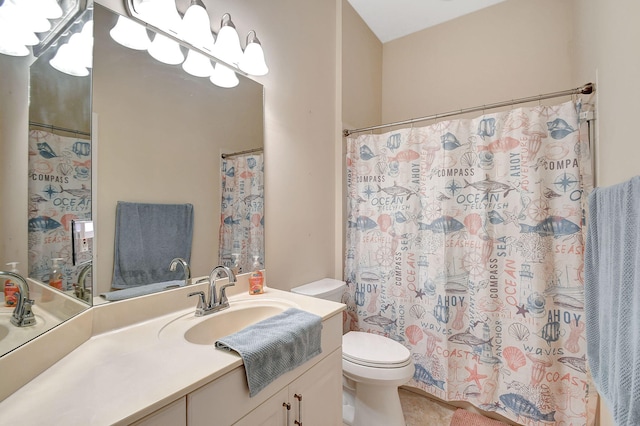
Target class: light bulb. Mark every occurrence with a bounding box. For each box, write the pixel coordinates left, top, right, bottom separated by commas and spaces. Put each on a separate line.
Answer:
148, 32, 184, 65
210, 63, 238, 88
110, 15, 151, 50
182, 49, 214, 77
239, 32, 268, 76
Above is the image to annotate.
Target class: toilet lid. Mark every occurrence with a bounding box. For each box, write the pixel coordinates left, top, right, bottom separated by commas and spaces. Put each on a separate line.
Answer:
342, 331, 412, 368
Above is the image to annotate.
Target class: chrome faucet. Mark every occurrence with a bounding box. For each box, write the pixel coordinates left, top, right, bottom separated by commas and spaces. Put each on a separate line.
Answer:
0, 271, 36, 327
188, 265, 236, 316
74, 262, 93, 303
169, 257, 191, 287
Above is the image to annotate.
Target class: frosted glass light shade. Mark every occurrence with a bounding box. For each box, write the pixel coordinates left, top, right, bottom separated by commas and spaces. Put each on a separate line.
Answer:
34, 0, 64, 19
136, 0, 182, 36
148, 32, 184, 65
0, 6, 38, 54
0, 24, 30, 56
239, 41, 268, 76
110, 15, 151, 50
50, 44, 89, 76
213, 16, 242, 65
210, 63, 238, 88
182, 3, 214, 49
182, 49, 214, 77
68, 32, 93, 69
8, 0, 51, 33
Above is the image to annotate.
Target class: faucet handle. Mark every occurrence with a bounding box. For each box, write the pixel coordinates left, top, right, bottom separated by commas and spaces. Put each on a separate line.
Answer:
218, 282, 236, 306
188, 291, 207, 313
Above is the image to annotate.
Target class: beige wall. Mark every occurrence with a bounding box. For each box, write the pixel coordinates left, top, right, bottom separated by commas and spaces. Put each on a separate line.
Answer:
382, 0, 576, 124
0, 55, 29, 269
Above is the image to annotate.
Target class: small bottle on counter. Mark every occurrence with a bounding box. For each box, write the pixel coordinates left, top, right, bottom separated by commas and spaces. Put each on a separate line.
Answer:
248, 255, 264, 295
4, 262, 20, 307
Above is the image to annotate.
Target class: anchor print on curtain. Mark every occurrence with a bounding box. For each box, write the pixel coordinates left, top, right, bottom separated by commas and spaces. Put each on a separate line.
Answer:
218, 153, 264, 274
344, 100, 596, 425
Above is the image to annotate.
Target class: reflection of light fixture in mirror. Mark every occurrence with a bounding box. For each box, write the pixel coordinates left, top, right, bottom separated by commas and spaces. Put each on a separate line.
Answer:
210, 63, 239, 88
213, 13, 242, 66
183, 50, 214, 77
0, 0, 41, 56
110, 15, 151, 50
239, 30, 268, 76
50, 43, 89, 76
148, 32, 184, 65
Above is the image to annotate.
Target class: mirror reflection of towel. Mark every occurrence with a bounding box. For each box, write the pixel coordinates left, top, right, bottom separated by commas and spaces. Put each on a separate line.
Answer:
112, 202, 194, 289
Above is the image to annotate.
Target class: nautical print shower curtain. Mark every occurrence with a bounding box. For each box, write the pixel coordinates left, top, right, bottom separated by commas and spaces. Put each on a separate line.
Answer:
218, 153, 264, 274
28, 129, 92, 289
344, 100, 596, 425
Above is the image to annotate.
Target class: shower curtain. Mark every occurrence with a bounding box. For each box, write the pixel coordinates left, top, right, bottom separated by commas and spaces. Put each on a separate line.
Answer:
345, 100, 596, 425
218, 152, 264, 274
28, 129, 92, 289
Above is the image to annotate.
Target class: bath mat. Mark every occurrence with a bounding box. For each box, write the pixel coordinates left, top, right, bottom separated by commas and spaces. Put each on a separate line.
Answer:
450, 408, 509, 426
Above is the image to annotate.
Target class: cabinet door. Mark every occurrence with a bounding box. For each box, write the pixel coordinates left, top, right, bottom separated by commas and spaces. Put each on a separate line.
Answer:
130, 398, 186, 426
234, 388, 289, 426
289, 349, 342, 426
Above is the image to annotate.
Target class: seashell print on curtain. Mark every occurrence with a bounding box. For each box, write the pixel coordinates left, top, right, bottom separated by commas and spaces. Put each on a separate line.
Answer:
28, 130, 92, 289
344, 100, 597, 425
218, 153, 264, 274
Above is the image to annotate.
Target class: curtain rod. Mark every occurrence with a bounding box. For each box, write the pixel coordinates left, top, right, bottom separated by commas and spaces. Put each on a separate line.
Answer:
343, 82, 595, 137
29, 121, 91, 137
221, 147, 263, 159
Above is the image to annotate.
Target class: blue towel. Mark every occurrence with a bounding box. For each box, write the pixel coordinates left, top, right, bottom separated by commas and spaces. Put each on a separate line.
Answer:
100, 280, 185, 301
585, 176, 640, 426
215, 308, 322, 397
112, 202, 194, 289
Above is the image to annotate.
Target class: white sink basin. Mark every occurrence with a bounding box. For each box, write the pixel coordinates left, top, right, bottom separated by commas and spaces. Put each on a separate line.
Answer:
0, 311, 50, 355
158, 299, 299, 345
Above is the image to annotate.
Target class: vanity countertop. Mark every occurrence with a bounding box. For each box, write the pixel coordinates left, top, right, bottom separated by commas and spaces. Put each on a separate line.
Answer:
0, 286, 345, 425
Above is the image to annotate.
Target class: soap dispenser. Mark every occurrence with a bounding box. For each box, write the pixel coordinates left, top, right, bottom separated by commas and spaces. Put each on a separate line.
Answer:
49, 258, 64, 291
4, 262, 20, 307
249, 255, 264, 295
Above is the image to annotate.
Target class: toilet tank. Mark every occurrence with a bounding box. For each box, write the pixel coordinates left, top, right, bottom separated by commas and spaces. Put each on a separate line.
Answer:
291, 278, 346, 303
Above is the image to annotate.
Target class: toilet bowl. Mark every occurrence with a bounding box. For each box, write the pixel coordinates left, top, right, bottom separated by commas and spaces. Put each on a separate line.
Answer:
291, 279, 415, 426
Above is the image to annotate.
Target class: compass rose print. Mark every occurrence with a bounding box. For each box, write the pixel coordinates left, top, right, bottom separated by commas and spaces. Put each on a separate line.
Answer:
554, 172, 578, 193
42, 184, 60, 200
445, 179, 463, 197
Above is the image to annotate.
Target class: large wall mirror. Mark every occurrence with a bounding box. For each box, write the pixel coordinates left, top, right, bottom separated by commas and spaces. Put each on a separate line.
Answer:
0, 2, 264, 358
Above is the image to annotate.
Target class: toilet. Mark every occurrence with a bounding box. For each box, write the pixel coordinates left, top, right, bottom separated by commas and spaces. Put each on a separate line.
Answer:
291, 279, 415, 426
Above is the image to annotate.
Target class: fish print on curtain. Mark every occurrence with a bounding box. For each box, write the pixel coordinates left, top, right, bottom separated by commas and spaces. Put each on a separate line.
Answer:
218, 153, 264, 274
344, 100, 596, 425
28, 130, 92, 289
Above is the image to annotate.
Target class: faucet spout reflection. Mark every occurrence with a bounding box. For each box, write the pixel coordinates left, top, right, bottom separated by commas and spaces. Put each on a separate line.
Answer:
169, 257, 191, 287
188, 265, 236, 316
74, 262, 93, 303
0, 271, 36, 327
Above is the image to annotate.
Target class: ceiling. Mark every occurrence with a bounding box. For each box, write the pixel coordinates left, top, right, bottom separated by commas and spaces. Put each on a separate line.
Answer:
347, 0, 507, 43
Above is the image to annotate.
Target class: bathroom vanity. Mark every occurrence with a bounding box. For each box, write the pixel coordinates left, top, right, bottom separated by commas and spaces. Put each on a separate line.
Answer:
0, 278, 345, 425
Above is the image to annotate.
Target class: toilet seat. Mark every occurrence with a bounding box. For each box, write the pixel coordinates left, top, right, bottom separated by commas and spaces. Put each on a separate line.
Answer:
342, 331, 412, 368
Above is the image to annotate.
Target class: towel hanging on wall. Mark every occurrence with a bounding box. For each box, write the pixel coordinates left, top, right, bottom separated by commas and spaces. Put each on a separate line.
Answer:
111, 201, 194, 289
585, 175, 640, 426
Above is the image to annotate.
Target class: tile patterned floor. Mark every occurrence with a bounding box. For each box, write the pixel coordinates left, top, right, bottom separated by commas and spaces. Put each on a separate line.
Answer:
399, 388, 456, 426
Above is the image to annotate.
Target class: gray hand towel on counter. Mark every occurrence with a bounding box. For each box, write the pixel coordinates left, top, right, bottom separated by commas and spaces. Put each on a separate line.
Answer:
112, 202, 194, 289
100, 280, 185, 301
215, 308, 323, 397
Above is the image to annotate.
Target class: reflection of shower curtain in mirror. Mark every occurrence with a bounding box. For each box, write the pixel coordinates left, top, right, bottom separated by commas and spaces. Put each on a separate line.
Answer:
27, 129, 91, 289
218, 153, 264, 274
344, 101, 597, 425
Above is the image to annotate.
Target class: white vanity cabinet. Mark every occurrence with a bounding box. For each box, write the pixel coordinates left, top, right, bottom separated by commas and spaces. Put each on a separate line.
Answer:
235, 349, 343, 426
130, 398, 187, 426
188, 314, 343, 426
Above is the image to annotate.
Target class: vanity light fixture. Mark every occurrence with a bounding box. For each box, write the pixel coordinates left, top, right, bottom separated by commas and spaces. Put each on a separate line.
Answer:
49, 18, 94, 76
238, 30, 268, 76
212, 13, 242, 66
0, 0, 47, 56
115, 0, 269, 87
181, 0, 214, 77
